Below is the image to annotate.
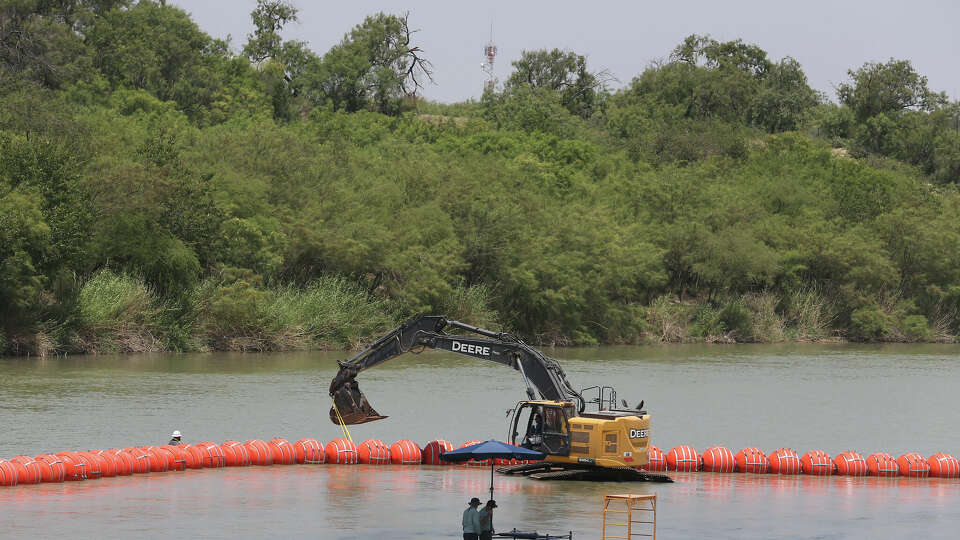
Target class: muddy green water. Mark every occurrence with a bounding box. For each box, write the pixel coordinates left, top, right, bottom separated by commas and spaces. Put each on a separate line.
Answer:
1, 344, 958, 538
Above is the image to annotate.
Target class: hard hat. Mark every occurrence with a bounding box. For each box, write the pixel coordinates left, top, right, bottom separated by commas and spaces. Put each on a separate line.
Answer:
172, 430, 181, 438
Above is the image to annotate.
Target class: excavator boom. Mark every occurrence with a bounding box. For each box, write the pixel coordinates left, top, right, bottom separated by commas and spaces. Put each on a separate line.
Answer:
328, 316, 584, 425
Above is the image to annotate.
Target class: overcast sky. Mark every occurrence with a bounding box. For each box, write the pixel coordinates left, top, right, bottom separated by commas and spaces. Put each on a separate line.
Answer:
172, 0, 960, 104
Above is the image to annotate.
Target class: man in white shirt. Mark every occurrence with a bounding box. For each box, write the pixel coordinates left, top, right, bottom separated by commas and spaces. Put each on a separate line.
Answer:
462, 497, 482, 540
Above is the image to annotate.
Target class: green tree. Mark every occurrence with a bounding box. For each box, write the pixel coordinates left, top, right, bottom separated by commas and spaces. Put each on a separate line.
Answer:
243, 0, 298, 63
504, 48, 608, 118
313, 12, 432, 114
837, 59, 946, 122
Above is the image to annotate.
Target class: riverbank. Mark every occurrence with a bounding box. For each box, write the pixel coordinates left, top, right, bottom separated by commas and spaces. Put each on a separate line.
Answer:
2, 270, 954, 357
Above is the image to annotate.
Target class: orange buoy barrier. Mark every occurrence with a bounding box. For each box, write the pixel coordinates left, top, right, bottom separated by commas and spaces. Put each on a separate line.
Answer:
667, 445, 700, 472
325, 438, 358, 465
221, 441, 251, 467
194, 442, 226, 468
105, 449, 135, 476
801, 450, 833, 476
294, 438, 325, 464
0, 459, 18, 486
701, 446, 735, 473
10, 456, 43, 484
833, 451, 867, 476
122, 448, 151, 474
735, 447, 768, 473
173, 445, 202, 470
389, 440, 422, 465
897, 453, 931, 478
162, 445, 194, 471
357, 439, 391, 465
768, 448, 801, 475
459, 441, 491, 468
928, 453, 960, 478
6, 459, 33, 486
140, 447, 170, 473
85, 450, 116, 478
149, 447, 178, 472
421, 440, 454, 465
34, 454, 66, 482
244, 440, 275, 466
643, 445, 666, 471
268, 439, 297, 465
56, 451, 90, 480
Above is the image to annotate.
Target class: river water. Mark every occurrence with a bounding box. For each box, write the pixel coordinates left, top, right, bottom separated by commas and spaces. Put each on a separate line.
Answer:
1, 344, 958, 538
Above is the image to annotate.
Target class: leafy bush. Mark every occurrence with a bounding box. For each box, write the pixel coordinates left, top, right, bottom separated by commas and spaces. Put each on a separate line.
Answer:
902, 314, 931, 341
849, 306, 889, 341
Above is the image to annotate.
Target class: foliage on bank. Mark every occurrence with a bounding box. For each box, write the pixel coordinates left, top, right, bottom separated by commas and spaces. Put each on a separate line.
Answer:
2, 1, 960, 354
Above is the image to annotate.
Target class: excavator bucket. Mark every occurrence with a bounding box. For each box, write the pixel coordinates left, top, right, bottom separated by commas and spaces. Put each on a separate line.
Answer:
329, 379, 388, 425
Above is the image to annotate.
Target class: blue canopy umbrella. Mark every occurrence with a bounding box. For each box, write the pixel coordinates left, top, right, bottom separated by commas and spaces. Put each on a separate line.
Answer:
441, 440, 546, 501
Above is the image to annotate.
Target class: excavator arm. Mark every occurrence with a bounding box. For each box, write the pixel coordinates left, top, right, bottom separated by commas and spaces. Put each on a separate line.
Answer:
328, 315, 585, 425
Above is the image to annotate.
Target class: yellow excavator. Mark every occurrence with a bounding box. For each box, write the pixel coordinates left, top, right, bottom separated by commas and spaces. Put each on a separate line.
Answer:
328, 316, 670, 481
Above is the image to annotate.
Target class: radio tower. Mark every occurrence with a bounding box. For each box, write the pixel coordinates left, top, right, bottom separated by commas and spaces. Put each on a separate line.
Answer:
482, 22, 497, 91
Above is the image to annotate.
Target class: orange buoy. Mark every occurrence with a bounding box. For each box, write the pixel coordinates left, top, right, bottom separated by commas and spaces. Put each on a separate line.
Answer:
389, 440, 422, 465
767, 448, 801, 475
701, 446, 735, 473
267, 438, 296, 465
801, 450, 834, 476
34, 454, 66, 482
56, 451, 90, 480
105, 449, 135, 476
833, 451, 868, 476
85, 450, 116, 478
734, 447, 768, 473
357, 439, 391, 465
222, 441, 251, 466
644, 445, 666, 472
293, 439, 325, 464
195, 442, 226, 468
122, 448, 151, 474
151, 447, 180, 472
244, 440, 275, 466
325, 438, 358, 465
866, 452, 898, 477
10, 456, 43, 484
928, 453, 960, 478
3, 460, 36, 486
897, 453, 931, 478
421, 439, 454, 465
161, 445, 194, 471
139, 447, 170, 473
666, 445, 700, 472
0, 459, 18, 486
458, 440, 490, 468
172, 445, 202, 469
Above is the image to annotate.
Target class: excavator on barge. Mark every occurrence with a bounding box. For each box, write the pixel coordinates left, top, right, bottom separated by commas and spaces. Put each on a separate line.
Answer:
328, 315, 671, 482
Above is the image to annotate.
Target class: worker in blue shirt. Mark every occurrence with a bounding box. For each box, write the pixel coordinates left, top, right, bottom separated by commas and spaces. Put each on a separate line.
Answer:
462, 497, 482, 540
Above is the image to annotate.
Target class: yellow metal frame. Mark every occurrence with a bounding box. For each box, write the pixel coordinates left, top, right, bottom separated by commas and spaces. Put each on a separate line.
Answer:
602, 493, 656, 540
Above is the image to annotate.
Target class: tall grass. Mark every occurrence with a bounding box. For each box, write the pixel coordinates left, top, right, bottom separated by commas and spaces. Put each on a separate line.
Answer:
260, 276, 396, 350
74, 269, 164, 353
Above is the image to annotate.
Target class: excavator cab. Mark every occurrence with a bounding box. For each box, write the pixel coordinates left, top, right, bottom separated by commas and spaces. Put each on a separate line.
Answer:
509, 401, 575, 457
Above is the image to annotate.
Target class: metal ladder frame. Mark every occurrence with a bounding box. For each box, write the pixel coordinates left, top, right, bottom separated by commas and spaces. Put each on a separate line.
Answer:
602, 493, 656, 540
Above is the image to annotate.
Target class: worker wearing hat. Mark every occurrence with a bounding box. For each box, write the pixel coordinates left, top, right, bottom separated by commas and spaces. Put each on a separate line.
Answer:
462, 497, 482, 540
478, 500, 497, 540
168, 430, 183, 446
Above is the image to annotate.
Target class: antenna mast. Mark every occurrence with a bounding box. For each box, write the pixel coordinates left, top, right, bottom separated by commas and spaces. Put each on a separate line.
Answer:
482, 22, 497, 91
